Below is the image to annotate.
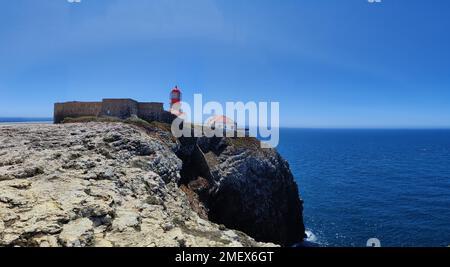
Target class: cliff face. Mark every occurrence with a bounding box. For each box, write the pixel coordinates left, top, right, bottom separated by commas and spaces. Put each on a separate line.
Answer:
179, 136, 306, 246
0, 122, 305, 247
199, 137, 306, 246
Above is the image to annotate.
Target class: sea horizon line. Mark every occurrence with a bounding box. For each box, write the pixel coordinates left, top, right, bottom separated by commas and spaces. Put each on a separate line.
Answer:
1, 117, 449, 130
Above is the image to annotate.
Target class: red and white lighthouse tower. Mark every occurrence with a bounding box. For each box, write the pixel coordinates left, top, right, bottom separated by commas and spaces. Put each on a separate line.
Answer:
170, 85, 182, 115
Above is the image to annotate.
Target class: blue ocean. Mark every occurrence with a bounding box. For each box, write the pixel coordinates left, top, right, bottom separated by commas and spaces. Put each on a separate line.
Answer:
277, 129, 450, 247
0, 117, 52, 123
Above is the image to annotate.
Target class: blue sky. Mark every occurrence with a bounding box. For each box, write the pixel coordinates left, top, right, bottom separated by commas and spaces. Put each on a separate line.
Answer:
1, 0, 450, 128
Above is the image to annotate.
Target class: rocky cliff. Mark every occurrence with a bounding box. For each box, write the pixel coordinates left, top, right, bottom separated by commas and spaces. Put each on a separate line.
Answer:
0, 122, 305, 247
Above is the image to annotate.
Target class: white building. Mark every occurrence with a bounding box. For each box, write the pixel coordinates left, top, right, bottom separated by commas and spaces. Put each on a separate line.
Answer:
206, 115, 237, 131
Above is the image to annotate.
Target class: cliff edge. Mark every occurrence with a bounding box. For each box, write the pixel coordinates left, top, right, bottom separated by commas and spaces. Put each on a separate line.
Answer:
0, 122, 305, 247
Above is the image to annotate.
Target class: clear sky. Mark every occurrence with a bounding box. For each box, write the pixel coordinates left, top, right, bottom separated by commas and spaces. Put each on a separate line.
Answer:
1, 0, 450, 128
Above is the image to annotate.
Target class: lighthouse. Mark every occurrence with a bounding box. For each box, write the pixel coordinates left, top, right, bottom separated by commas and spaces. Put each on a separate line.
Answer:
170, 85, 182, 115
170, 85, 181, 108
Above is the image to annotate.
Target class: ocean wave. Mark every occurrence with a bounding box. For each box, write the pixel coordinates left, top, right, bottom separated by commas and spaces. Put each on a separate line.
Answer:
305, 230, 318, 242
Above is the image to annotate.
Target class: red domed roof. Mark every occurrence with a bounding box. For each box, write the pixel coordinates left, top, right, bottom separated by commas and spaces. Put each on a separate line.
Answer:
206, 115, 235, 125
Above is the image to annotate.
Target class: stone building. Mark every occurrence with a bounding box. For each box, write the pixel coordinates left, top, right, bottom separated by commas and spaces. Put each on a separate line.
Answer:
54, 98, 170, 124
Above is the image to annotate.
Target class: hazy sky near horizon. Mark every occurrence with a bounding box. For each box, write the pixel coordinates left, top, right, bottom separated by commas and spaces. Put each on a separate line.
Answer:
1, 0, 450, 128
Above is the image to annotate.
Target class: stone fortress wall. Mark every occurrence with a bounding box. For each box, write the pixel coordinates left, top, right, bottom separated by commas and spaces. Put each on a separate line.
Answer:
54, 99, 167, 123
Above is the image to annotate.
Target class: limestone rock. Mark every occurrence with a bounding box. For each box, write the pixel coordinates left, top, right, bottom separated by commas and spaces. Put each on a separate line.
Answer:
194, 136, 306, 246
0, 123, 280, 247
59, 218, 94, 247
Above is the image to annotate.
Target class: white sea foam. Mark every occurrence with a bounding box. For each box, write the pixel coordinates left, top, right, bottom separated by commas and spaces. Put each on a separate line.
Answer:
305, 230, 318, 242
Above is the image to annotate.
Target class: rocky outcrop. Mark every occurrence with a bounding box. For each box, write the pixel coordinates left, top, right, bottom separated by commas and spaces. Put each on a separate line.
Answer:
181, 136, 306, 246
0, 122, 305, 247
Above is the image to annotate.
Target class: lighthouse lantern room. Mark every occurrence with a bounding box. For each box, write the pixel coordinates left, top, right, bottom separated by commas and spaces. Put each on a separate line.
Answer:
170, 85, 182, 116
170, 85, 181, 109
